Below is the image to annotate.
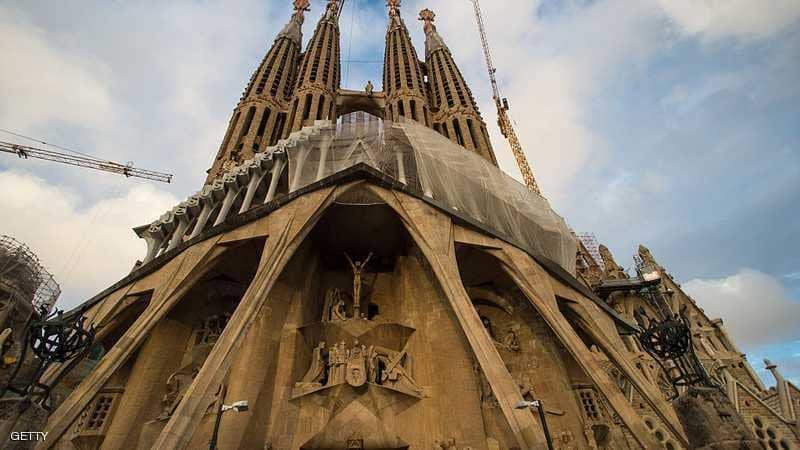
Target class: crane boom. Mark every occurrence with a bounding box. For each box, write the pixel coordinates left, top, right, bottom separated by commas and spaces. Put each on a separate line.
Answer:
471, 0, 542, 196
0, 141, 173, 183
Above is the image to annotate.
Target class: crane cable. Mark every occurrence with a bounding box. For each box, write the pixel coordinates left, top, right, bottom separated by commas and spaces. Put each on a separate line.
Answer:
343, 0, 358, 86
0, 128, 101, 160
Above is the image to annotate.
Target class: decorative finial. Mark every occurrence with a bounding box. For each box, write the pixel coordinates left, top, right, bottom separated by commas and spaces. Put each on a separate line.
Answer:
419, 8, 436, 32
388, 0, 401, 15
321, 0, 340, 20
293, 0, 311, 12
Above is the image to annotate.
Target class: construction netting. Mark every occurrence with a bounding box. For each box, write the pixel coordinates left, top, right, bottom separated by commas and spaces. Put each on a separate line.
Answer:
0, 235, 60, 313
286, 112, 578, 274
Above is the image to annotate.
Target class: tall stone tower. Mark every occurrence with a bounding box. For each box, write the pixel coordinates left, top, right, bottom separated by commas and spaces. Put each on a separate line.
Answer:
383, 0, 431, 127
286, 0, 342, 134
23, 2, 799, 450
206, 0, 309, 183
420, 8, 498, 165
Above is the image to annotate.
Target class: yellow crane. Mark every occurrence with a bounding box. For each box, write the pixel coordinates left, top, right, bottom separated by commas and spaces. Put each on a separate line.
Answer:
471, 0, 542, 197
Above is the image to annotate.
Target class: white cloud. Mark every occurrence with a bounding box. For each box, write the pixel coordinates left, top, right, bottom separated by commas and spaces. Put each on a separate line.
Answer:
400, 0, 667, 207
784, 271, 800, 281
0, 170, 179, 310
684, 269, 800, 347
0, 7, 115, 133
655, 0, 800, 41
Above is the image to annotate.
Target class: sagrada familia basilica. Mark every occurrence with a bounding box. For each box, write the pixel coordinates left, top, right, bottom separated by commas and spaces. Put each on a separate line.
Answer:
1, 0, 798, 449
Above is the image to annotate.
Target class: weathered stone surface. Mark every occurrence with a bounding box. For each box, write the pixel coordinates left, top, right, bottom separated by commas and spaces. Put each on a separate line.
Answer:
674, 387, 762, 450
0, 399, 47, 450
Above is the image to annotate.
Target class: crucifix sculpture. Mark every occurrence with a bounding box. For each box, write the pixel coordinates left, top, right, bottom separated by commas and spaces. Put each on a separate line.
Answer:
345, 252, 373, 319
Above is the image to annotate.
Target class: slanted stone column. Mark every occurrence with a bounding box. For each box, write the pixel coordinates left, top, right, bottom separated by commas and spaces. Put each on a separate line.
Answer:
100, 318, 191, 450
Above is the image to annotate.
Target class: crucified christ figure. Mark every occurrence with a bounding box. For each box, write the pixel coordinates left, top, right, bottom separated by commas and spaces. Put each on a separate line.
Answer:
345, 251, 372, 319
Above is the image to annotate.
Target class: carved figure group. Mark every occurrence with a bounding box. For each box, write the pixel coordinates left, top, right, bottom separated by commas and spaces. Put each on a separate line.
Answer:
296, 339, 422, 395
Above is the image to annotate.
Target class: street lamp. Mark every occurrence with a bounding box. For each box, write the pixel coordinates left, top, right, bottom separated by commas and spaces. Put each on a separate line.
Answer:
209, 400, 249, 449
515, 399, 554, 450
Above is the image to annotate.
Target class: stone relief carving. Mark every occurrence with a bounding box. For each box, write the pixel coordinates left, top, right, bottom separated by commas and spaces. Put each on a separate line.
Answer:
294, 340, 423, 396
298, 341, 328, 386
345, 252, 373, 320
323, 288, 351, 322
497, 324, 521, 352
158, 368, 199, 419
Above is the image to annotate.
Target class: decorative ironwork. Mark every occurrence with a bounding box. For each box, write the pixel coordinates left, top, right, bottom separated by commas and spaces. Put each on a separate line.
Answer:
634, 301, 716, 399
628, 256, 718, 398
1, 306, 94, 410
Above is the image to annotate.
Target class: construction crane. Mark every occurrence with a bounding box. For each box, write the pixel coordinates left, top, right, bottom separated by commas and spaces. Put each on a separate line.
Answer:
0, 140, 173, 183
471, 0, 542, 197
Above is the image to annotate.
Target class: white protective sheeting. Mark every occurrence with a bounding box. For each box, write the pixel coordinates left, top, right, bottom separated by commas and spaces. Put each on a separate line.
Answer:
286, 112, 578, 273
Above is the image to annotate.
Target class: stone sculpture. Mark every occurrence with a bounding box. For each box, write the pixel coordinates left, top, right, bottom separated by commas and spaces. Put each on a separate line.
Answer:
345, 252, 372, 319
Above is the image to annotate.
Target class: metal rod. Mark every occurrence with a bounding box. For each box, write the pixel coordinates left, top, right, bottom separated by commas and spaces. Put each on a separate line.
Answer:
535, 400, 555, 450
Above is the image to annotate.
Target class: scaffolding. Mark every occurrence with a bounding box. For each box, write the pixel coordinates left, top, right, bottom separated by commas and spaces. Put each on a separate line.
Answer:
0, 235, 60, 314
577, 232, 604, 270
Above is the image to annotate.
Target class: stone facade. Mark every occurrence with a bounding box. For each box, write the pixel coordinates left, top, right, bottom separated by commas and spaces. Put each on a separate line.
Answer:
4, 2, 798, 450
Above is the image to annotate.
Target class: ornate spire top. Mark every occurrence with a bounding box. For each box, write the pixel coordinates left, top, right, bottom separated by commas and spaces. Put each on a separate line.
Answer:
638, 244, 661, 270
324, 0, 340, 20
293, 0, 311, 15
419, 8, 447, 54
278, 0, 310, 44
387, 0, 401, 17
419, 8, 436, 33
599, 244, 627, 280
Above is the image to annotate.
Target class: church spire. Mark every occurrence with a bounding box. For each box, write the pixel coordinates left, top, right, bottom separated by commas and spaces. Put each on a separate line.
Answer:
382, 0, 431, 127
286, 0, 342, 134
420, 9, 497, 165
206, 0, 309, 183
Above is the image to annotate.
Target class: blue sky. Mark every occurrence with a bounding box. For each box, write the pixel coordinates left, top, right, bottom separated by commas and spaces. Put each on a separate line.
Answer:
1, 0, 798, 384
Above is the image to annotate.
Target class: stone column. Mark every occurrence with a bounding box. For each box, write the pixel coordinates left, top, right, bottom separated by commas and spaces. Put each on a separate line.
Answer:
213, 188, 240, 227
265, 159, 285, 203
214, 300, 276, 449
239, 170, 267, 213
188, 202, 215, 240
100, 318, 191, 450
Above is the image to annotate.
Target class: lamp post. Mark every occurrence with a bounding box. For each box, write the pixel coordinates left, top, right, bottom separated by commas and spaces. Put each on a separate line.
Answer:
515, 399, 554, 450
209, 400, 248, 450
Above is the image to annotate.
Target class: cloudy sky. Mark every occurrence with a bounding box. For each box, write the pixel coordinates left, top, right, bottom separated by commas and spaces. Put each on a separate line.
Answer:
1, 0, 798, 384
